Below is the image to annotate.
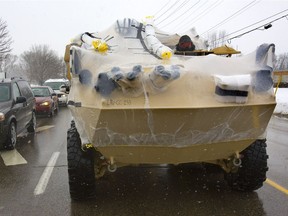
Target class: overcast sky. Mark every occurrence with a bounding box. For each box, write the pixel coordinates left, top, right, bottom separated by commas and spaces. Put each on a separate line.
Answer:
1, 0, 288, 57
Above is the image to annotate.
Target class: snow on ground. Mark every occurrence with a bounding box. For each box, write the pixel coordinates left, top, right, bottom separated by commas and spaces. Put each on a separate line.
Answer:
274, 88, 288, 116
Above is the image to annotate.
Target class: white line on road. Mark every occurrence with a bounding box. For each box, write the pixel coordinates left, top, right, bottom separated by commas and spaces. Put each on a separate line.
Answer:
34, 152, 60, 196
36, 125, 55, 133
0, 149, 27, 166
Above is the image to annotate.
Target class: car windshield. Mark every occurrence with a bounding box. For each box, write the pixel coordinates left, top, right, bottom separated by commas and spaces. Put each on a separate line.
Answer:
43, 82, 65, 90
32, 87, 50, 97
0, 84, 11, 102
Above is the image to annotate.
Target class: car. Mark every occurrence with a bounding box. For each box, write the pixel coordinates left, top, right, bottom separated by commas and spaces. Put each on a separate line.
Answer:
31, 86, 58, 117
43, 78, 70, 106
0, 77, 36, 150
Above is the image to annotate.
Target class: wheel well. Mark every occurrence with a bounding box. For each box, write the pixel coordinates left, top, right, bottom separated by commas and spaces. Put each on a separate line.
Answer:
8, 116, 17, 128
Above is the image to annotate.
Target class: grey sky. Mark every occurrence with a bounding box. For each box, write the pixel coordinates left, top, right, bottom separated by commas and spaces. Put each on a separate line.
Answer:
1, 0, 288, 56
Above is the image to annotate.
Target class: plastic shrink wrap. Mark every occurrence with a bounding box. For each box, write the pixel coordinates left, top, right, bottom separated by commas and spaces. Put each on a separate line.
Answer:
65, 18, 276, 159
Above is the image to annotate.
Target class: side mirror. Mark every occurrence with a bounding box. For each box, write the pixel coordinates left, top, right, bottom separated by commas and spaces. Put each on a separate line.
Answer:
66, 86, 70, 93
60, 85, 67, 93
16, 96, 27, 104
60, 85, 70, 93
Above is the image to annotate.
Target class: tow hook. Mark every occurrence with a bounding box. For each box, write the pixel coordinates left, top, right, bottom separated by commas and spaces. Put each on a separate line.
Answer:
232, 151, 242, 167
107, 156, 117, 172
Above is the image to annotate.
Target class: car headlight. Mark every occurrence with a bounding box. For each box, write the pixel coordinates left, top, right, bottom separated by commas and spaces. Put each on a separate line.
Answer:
0, 112, 5, 122
61, 94, 67, 98
40, 101, 50, 106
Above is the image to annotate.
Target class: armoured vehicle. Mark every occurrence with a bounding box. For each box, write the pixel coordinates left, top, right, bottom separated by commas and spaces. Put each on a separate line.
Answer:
64, 18, 276, 200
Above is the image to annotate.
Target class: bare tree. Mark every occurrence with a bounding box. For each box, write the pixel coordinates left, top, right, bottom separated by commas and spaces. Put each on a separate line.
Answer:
0, 18, 13, 72
1, 54, 27, 79
208, 32, 217, 50
274, 53, 288, 86
21, 45, 65, 85
275, 53, 288, 70
207, 30, 227, 49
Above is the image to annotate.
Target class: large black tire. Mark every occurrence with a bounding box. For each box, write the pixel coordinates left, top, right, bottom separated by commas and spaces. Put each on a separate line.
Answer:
27, 112, 36, 133
225, 139, 268, 191
67, 121, 96, 200
5, 122, 17, 150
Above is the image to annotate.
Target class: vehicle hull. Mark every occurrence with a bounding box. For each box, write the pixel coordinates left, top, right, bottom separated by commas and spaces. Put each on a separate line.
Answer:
69, 101, 275, 164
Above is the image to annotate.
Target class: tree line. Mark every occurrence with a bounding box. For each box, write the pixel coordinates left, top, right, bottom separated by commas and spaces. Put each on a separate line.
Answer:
0, 18, 66, 85
0, 18, 287, 85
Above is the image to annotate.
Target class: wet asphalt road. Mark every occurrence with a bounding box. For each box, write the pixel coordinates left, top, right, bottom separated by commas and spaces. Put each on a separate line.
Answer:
0, 107, 287, 216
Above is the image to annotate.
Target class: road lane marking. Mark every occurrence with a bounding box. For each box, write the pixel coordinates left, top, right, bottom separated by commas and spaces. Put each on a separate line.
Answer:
266, 178, 288, 195
36, 125, 55, 133
0, 149, 27, 166
34, 152, 60, 196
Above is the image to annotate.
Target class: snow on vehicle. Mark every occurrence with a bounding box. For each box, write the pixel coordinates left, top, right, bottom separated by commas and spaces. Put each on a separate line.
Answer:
64, 18, 276, 200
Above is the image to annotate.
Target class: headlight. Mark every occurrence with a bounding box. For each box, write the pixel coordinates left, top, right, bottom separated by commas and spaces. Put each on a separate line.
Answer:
61, 94, 67, 98
0, 113, 5, 122
40, 101, 50, 106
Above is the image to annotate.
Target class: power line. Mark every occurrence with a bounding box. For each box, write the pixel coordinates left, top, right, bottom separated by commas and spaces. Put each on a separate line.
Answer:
227, 14, 288, 41
201, 0, 260, 36
186, 0, 224, 26
155, 0, 190, 26
167, 0, 210, 31
210, 9, 288, 44
158, 0, 201, 29
176, 0, 224, 32
155, 0, 180, 22
153, 0, 174, 17
224, 8, 288, 39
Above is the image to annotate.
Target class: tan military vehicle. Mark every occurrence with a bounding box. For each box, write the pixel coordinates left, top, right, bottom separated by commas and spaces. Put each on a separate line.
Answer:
64, 18, 276, 200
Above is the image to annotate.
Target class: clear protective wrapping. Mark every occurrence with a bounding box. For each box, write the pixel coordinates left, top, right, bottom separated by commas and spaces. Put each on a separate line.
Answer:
67, 18, 276, 148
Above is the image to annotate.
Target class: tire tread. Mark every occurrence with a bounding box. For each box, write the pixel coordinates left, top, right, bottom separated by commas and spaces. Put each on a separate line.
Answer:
67, 122, 96, 200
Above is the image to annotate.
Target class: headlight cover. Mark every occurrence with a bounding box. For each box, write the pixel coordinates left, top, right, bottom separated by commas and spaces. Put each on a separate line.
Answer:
0, 112, 5, 122
40, 101, 50, 106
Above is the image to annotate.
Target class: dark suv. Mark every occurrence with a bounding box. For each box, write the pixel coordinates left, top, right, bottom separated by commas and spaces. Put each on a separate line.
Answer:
0, 77, 36, 150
